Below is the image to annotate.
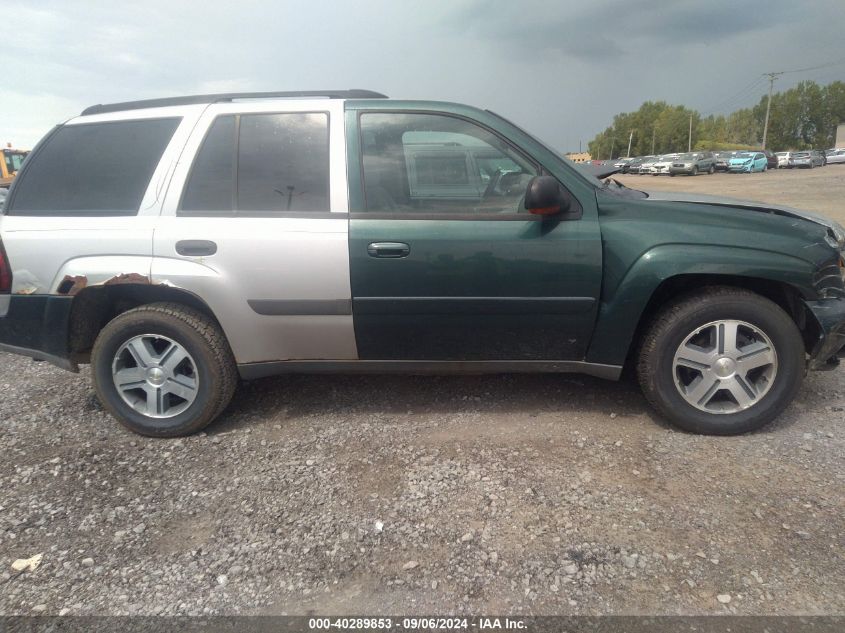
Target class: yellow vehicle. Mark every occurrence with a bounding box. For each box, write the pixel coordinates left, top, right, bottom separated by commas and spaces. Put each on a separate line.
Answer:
1, 148, 29, 188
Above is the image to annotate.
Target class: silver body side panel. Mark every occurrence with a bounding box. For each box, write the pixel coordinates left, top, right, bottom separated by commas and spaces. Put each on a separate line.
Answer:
153, 100, 357, 364
0, 106, 206, 296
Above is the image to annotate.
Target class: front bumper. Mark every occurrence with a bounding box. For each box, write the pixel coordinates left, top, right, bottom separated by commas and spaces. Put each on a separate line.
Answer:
0, 295, 78, 371
805, 298, 845, 370
728, 164, 752, 172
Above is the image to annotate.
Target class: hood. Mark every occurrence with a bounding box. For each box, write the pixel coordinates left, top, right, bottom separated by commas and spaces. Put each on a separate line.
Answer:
729, 156, 752, 163
577, 163, 622, 179
643, 190, 845, 244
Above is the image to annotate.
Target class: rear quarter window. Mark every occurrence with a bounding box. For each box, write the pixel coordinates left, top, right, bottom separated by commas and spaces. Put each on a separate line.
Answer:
7, 117, 181, 216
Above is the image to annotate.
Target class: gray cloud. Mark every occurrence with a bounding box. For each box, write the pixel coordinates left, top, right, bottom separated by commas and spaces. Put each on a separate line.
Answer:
1, 0, 844, 152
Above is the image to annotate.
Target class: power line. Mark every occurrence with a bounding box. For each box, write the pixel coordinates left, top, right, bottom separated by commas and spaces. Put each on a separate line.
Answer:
701, 76, 766, 116
778, 56, 845, 75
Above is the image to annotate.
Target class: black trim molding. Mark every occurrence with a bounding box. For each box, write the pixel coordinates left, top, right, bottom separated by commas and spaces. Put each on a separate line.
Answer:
247, 299, 352, 316
238, 359, 622, 381
352, 296, 595, 315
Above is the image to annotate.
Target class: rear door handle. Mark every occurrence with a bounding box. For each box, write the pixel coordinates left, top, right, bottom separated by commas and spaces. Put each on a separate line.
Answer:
367, 242, 410, 258
176, 240, 217, 256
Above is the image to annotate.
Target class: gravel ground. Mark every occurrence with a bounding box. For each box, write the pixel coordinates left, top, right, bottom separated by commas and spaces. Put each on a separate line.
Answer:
0, 352, 843, 616
1, 168, 844, 616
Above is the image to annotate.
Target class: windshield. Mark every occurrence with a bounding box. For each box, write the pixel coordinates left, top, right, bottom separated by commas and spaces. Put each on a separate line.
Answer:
717, 152, 733, 158
794, 152, 810, 157
735, 152, 752, 158
677, 153, 695, 160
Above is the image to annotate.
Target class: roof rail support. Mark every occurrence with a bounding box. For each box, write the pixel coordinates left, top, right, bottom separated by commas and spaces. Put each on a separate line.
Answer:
81, 89, 388, 116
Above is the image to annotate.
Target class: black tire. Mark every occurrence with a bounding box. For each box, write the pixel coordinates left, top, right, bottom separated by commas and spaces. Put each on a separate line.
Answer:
692, 166, 699, 176
91, 303, 238, 437
708, 165, 715, 174
637, 287, 804, 435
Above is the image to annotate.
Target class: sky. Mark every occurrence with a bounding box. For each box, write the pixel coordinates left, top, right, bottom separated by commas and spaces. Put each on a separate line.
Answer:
3, 0, 845, 152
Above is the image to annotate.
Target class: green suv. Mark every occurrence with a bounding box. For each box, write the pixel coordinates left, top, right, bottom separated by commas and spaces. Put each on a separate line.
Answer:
1, 90, 844, 437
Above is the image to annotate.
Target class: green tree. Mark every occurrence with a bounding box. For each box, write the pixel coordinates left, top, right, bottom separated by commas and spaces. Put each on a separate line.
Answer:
586, 80, 845, 155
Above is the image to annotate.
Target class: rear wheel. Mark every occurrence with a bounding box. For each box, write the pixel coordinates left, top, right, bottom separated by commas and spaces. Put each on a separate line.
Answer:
92, 303, 237, 437
637, 288, 804, 435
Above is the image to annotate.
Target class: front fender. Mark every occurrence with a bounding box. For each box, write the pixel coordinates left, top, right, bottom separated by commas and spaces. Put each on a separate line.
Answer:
585, 244, 817, 365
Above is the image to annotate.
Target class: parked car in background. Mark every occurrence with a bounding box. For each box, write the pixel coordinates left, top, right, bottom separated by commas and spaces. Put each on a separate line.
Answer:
792, 151, 825, 168
728, 152, 768, 173
826, 149, 845, 165
776, 151, 795, 168
714, 151, 736, 171
669, 151, 716, 176
649, 154, 679, 176
813, 150, 827, 166
762, 150, 778, 170
613, 157, 633, 170
638, 155, 661, 175
626, 156, 654, 174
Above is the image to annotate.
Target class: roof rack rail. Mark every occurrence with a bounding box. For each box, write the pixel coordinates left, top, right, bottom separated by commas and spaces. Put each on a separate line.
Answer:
81, 89, 388, 116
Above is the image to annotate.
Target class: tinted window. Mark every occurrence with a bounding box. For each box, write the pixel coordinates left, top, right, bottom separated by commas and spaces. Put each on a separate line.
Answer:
9, 118, 180, 215
180, 116, 236, 212
179, 112, 329, 215
360, 112, 538, 215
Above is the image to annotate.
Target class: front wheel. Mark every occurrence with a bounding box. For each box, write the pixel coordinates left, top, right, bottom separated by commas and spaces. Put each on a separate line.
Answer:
91, 303, 238, 437
708, 165, 715, 174
637, 288, 804, 435
692, 166, 699, 176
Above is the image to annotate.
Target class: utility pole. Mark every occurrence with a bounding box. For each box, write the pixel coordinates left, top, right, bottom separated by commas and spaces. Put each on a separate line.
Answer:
651, 128, 656, 155
626, 130, 634, 158
688, 113, 693, 152
761, 71, 783, 150
610, 136, 615, 159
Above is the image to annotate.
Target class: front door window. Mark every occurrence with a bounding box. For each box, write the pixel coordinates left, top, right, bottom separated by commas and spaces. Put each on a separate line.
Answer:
359, 112, 538, 216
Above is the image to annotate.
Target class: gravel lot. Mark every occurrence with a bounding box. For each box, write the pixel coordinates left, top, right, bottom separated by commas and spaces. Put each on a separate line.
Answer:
1, 168, 844, 617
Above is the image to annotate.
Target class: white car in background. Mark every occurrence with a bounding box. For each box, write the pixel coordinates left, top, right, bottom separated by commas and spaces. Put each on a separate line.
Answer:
826, 149, 845, 165
638, 156, 661, 174
776, 151, 795, 168
649, 154, 679, 176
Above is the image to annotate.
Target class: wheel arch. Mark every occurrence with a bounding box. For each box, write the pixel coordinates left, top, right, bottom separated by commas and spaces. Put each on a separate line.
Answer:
585, 244, 820, 368
67, 283, 225, 364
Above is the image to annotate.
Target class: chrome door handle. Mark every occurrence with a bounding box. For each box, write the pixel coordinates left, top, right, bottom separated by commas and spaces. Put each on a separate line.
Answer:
367, 242, 410, 258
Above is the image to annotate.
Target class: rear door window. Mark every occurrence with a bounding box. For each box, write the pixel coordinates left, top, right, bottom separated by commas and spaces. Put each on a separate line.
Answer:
179, 112, 330, 215
7, 118, 181, 215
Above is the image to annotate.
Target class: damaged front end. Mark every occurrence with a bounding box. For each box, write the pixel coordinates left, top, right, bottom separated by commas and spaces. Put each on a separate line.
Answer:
805, 298, 845, 370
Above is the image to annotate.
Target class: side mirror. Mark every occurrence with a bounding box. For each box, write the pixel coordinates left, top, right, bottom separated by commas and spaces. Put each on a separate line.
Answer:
524, 175, 572, 216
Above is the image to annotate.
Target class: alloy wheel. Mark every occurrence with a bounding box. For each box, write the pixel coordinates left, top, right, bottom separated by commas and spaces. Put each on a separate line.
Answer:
112, 334, 199, 418
672, 320, 777, 414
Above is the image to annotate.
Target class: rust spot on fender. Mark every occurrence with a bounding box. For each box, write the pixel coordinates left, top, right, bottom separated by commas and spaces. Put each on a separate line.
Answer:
103, 273, 151, 286
58, 275, 88, 296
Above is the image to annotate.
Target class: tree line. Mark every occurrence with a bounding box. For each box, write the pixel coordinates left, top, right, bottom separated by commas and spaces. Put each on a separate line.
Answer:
588, 80, 845, 158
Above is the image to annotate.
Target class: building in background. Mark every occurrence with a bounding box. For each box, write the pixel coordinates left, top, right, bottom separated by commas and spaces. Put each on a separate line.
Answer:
565, 152, 592, 163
